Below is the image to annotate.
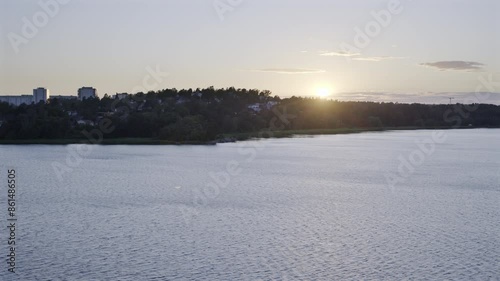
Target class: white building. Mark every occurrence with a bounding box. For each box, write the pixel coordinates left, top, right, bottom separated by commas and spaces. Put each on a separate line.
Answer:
33, 87, 49, 103
78, 87, 97, 100
0, 87, 51, 106
0, 95, 34, 106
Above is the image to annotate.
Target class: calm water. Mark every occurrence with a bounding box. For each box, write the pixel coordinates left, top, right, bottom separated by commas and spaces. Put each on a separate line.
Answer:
0, 129, 499, 280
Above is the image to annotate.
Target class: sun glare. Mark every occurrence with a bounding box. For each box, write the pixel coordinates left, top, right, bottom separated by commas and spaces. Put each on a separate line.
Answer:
316, 88, 331, 98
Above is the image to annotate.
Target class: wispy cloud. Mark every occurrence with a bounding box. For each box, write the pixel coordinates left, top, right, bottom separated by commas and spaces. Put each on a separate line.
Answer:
250, 68, 326, 74
420, 61, 485, 71
353, 56, 406, 62
320, 51, 360, 57
320, 51, 406, 62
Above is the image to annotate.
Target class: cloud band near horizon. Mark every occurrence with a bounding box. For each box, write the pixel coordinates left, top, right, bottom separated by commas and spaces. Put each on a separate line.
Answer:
420, 61, 485, 71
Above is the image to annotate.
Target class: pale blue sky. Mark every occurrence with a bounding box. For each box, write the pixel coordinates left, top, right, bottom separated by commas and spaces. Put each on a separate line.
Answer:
1, 0, 499, 103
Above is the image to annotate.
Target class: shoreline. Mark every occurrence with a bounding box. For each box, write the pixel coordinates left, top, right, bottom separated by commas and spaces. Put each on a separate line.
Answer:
0, 126, 497, 145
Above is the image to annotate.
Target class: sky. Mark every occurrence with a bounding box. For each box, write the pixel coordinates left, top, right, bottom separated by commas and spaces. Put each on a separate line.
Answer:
1, 0, 499, 104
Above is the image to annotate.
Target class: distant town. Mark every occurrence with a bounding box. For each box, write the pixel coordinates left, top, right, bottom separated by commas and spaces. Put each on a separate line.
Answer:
0, 87, 98, 106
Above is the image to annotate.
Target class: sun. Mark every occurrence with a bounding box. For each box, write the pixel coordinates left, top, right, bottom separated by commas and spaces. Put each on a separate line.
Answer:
316, 88, 331, 98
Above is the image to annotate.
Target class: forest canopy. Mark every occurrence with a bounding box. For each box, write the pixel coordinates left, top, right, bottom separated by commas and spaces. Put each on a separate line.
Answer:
0, 87, 499, 143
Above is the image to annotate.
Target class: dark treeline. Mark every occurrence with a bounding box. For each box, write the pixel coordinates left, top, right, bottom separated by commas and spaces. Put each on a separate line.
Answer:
0, 87, 499, 142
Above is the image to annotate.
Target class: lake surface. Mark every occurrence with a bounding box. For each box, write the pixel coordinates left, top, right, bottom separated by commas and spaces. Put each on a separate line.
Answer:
0, 129, 499, 280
